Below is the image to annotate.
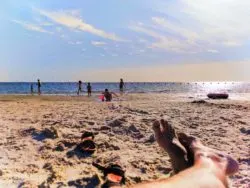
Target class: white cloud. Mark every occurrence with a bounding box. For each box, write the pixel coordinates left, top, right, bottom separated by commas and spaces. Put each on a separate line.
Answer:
179, 0, 250, 46
131, 0, 250, 53
130, 24, 198, 53
207, 49, 219, 53
151, 17, 199, 42
75, 41, 83, 45
35, 9, 126, 42
91, 41, 106, 46
68, 41, 83, 45
12, 20, 53, 34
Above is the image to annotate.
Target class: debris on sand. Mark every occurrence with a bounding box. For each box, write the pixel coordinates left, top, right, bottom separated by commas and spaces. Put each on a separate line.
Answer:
240, 128, 250, 135
191, 100, 207, 104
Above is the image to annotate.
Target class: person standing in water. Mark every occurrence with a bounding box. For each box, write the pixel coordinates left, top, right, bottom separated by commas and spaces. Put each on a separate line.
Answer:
77, 80, 82, 95
37, 79, 41, 95
30, 84, 34, 95
119, 78, 125, 93
87, 82, 92, 97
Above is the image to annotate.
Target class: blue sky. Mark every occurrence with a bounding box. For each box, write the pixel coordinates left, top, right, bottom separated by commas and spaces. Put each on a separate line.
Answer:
1, 0, 250, 81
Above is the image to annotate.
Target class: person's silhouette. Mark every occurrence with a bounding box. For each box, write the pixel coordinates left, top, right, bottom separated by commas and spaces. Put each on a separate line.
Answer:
119, 78, 125, 93
77, 80, 82, 95
37, 79, 41, 95
87, 83, 92, 97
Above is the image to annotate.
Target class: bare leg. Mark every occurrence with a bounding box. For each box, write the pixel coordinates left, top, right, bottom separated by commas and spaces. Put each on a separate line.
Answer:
177, 133, 239, 176
153, 119, 190, 173
131, 126, 239, 188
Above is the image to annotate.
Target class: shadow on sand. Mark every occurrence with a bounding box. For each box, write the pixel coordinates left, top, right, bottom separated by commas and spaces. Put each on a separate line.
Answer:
68, 175, 100, 188
66, 145, 94, 159
30, 127, 58, 141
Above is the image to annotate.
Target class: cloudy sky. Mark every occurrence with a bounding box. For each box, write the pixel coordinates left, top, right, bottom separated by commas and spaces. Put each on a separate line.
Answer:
1, 0, 250, 81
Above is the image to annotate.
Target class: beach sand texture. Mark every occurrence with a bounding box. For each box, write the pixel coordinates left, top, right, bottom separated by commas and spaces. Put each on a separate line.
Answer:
0, 94, 249, 187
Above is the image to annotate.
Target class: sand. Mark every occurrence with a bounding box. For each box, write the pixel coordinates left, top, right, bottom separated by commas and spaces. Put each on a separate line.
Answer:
0, 94, 249, 187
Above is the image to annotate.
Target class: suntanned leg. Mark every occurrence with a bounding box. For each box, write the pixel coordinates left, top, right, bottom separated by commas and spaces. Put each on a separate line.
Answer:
131, 128, 239, 188
110, 120, 239, 188
177, 133, 239, 176
152, 119, 191, 173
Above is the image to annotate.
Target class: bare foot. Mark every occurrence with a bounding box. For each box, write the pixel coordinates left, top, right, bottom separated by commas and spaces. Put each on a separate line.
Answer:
153, 119, 190, 173
178, 133, 239, 176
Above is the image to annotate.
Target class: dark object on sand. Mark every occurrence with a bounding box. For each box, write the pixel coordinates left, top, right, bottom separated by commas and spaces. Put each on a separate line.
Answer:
76, 140, 96, 155
81, 131, 95, 140
92, 162, 125, 188
207, 93, 229, 99
191, 100, 207, 104
42, 127, 58, 139
240, 127, 250, 135
54, 143, 65, 151
77, 131, 96, 155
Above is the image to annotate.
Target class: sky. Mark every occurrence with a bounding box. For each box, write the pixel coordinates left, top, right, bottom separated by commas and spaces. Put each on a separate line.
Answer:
1, 0, 250, 82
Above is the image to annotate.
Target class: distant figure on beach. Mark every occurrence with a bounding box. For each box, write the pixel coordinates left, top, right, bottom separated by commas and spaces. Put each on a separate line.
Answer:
102, 89, 112, 102
87, 82, 92, 97
119, 78, 125, 93
30, 84, 34, 95
37, 79, 41, 95
77, 80, 82, 95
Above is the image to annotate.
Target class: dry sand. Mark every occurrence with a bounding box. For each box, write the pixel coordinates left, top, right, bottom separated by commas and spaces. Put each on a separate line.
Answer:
0, 94, 249, 187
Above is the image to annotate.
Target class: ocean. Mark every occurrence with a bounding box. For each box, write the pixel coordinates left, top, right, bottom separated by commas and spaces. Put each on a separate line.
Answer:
0, 82, 249, 95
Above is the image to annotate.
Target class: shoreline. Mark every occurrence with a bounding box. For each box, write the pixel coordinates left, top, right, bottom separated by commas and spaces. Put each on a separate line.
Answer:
0, 92, 250, 101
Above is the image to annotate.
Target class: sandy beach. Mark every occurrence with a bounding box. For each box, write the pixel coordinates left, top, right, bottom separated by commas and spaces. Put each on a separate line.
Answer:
0, 94, 249, 187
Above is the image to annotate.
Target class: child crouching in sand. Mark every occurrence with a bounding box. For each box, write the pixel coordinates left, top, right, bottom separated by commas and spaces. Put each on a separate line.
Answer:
101, 89, 118, 102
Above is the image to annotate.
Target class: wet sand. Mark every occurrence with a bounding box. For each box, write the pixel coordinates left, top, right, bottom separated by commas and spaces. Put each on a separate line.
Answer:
0, 94, 249, 187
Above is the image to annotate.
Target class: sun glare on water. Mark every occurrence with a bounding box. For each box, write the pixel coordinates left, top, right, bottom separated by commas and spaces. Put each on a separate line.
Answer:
196, 82, 240, 93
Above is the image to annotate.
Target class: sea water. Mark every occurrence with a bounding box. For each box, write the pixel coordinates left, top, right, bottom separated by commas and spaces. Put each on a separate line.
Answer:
0, 82, 249, 95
